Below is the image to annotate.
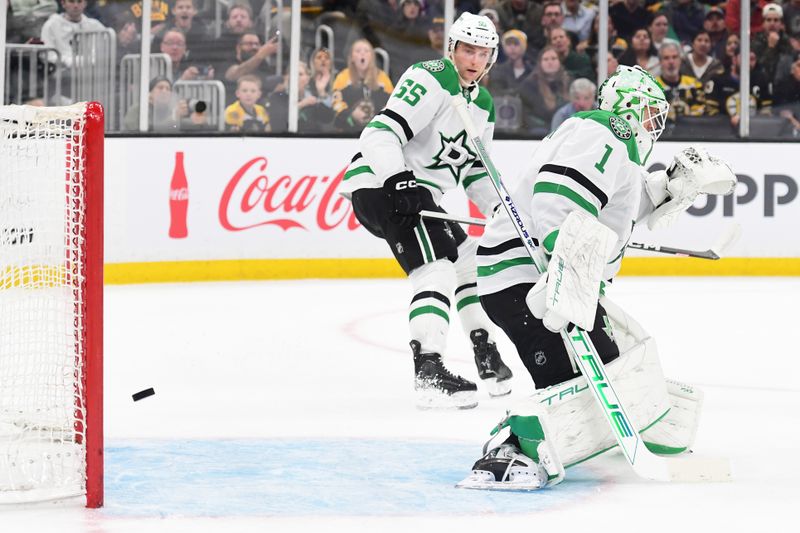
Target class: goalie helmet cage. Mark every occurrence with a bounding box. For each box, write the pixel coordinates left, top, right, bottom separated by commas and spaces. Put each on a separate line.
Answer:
0, 102, 104, 508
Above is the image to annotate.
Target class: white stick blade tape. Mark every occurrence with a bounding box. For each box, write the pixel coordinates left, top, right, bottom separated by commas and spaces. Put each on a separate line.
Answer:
667, 456, 732, 482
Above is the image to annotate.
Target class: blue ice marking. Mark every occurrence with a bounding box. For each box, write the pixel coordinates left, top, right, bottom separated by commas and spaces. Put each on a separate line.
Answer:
104, 438, 600, 517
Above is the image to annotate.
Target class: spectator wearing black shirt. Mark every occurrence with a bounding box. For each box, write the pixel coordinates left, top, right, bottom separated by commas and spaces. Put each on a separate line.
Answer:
268, 62, 335, 133
222, 32, 279, 104
784, 0, 800, 42
384, 0, 431, 79
706, 46, 773, 128
751, 3, 795, 82
704, 7, 730, 60
528, 1, 565, 52
610, 0, 648, 41
774, 54, 800, 133
519, 46, 571, 134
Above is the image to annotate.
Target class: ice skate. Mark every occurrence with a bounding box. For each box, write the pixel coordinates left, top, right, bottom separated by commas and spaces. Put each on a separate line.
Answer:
456, 439, 548, 491
411, 341, 478, 409
471, 329, 512, 397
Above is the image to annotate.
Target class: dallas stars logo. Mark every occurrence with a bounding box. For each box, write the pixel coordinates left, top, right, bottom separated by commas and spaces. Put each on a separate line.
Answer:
602, 314, 615, 343
424, 130, 476, 183
609, 115, 632, 140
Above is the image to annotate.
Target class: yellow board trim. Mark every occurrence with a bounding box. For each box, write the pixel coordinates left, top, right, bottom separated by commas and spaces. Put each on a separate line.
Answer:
103, 257, 800, 284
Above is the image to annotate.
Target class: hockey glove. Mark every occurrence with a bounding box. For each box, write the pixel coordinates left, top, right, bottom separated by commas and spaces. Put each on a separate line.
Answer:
384, 170, 422, 229
645, 146, 737, 230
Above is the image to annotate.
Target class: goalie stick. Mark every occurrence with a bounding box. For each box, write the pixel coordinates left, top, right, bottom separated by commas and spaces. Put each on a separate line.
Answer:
451, 95, 730, 483
420, 211, 741, 260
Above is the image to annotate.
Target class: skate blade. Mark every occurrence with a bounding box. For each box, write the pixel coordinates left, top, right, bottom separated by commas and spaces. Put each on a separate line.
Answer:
455, 474, 544, 492
415, 390, 478, 410
484, 377, 512, 397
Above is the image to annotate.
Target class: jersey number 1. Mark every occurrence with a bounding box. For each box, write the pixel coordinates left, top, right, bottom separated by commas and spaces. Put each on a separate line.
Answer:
394, 79, 427, 106
594, 144, 613, 173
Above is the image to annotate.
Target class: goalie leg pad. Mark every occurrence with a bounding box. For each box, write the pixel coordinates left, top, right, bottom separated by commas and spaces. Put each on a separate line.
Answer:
641, 379, 704, 455
509, 297, 672, 467
508, 297, 705, 466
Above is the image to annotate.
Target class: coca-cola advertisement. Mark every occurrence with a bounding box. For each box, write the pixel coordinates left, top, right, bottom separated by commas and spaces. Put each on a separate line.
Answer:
102, 136, 791, 269
104, 137, 423, 263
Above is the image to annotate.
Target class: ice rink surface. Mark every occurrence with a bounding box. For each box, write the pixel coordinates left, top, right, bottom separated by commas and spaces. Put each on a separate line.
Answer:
3, 276, 799, 532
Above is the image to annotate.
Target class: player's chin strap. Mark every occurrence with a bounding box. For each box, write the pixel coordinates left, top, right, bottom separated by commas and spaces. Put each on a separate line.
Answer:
447, 53, 494, 89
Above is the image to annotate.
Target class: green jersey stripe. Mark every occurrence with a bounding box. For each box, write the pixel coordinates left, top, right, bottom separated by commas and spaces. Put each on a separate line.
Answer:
344, 165, 374, 181
533, 181, 599, 217
365, 120, 402, 143
462, 171, 488, 189
477, 256, 535, 277
416, 178, 444, 193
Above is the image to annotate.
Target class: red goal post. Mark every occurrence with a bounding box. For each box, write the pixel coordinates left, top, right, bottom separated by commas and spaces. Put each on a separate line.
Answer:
0, 102, 104, 508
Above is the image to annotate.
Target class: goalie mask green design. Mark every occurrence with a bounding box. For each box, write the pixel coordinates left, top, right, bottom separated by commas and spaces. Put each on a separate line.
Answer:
598, 65, 669, 164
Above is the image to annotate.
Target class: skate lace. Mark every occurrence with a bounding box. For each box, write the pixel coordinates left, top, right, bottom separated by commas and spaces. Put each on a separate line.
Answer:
437, 361, 466, 382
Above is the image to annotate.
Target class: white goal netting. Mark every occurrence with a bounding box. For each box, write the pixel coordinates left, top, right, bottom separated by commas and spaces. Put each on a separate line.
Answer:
0, 103, 93, 503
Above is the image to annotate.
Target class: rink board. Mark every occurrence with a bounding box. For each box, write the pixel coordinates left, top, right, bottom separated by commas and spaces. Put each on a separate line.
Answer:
99, 137, 799, 282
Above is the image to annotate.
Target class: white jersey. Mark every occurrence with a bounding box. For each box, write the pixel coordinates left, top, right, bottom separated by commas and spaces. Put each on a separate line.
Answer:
476, 110, 657, 296
339, 58, 499, 216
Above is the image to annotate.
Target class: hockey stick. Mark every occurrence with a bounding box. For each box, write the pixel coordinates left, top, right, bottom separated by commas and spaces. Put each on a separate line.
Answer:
420, 210, 741, 261
452, 95, 730, 482
625, 223, 741, 260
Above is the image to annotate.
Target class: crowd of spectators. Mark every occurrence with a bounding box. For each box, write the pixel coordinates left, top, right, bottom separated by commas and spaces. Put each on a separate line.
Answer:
4, 0, 800, 136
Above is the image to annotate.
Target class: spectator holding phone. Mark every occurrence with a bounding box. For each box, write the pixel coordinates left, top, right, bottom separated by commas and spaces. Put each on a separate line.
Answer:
222, 31, 280, 102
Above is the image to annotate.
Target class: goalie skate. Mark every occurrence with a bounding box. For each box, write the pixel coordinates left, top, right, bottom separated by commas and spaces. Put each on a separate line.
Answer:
471, 329, 512, 397
456, 443, 548, 491
412, 341, 477, 409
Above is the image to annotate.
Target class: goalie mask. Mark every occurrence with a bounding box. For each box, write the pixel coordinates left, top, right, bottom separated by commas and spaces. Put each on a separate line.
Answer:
598, 65, 669, 165
447, 12, 499, 84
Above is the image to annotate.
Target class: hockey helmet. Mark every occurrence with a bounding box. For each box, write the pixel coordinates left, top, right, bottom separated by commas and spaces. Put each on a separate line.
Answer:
447, 12, 499, 82
598, 65, 669, 164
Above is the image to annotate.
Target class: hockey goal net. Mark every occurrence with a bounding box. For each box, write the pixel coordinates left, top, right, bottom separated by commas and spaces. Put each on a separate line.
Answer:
0, 102, 103, 507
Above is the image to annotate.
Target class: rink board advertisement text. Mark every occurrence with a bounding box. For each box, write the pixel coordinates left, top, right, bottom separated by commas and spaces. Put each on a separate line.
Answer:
103, 137, 799, 282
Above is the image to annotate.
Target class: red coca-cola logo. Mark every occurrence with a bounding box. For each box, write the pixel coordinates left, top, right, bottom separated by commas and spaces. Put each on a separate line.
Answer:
170, 187, 188, 201
219, 156, 360, 231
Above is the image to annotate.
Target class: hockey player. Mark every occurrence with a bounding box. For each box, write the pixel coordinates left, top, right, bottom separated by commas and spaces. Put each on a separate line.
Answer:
457, 65, 737, 489
339, 12, 513, 409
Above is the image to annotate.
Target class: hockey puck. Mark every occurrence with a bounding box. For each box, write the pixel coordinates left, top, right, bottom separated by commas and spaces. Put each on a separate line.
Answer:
132, 388, 155, 401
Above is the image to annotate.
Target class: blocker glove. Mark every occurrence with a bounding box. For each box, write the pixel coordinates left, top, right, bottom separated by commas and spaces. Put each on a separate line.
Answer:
383, 170, 422, 229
